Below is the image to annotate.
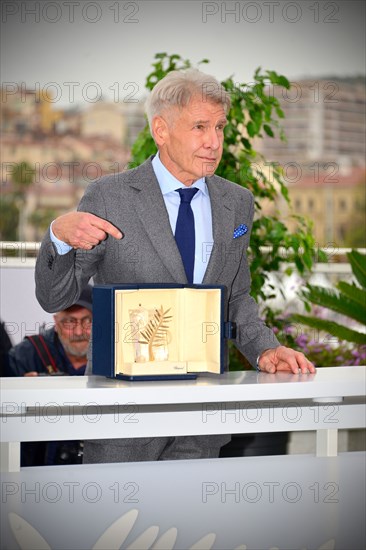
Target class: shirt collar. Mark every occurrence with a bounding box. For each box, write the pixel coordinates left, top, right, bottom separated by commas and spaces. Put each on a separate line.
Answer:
152, 152, 208, 196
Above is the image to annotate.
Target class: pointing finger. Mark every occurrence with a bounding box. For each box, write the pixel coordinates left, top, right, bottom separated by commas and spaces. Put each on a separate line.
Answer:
90, 216, 123, 240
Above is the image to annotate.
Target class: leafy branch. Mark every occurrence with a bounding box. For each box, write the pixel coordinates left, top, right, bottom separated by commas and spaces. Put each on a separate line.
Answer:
292, 250, 366, 346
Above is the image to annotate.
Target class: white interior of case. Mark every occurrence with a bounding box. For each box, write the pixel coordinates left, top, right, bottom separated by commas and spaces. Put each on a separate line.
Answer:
114, 288, 221, 375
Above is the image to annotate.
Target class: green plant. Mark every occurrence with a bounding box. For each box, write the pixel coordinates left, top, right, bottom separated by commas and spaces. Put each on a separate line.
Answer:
0, 196, 19, 240
293, 332, 365, 367
344, 180, 366, 248
28, 208, 59, 241
292, 250, 366, 346
11, 161, 35, 199
259, 308, 366, 367
8, 161, 36, 241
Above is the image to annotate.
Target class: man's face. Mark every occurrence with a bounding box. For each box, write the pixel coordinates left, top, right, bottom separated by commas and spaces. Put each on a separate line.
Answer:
154, 96, 227, 186
54, 306, 91, 358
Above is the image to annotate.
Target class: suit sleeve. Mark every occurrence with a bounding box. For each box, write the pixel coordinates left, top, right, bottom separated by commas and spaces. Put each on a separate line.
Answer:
228, 191, 280, 367
35, 181, 106, 313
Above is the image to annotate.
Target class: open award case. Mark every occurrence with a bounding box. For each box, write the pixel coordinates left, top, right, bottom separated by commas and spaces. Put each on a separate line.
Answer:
92, 284, 234, 380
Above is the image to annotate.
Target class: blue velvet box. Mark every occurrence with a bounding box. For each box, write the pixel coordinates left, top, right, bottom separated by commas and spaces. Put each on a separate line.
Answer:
92, 284, 234, 380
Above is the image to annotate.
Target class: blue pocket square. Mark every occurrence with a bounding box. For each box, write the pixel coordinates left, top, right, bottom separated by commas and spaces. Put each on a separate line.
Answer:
233, 224, 248, 239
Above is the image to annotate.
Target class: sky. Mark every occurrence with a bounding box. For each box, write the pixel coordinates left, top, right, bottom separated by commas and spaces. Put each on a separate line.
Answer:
1, 0, 365, 108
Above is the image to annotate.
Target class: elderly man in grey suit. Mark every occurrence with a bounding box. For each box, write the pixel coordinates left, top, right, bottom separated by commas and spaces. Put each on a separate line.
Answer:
35, 69, 315, 463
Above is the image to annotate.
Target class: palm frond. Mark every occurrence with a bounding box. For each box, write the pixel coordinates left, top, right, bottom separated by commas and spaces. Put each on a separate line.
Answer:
348, 250, 366, 288
337, 282, 366, 308
292, 314, 366, 345
138, 306, 172, 346
303, 285, 365, 325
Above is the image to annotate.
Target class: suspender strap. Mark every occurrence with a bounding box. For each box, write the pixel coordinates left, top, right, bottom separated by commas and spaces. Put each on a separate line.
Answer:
26, 335, 59, 374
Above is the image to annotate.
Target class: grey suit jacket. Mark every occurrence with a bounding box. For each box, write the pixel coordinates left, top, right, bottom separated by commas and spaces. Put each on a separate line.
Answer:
35, 157, 279, 367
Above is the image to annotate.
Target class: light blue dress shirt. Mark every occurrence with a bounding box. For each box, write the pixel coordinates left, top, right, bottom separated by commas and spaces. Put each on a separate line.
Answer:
50, 153, 214, 284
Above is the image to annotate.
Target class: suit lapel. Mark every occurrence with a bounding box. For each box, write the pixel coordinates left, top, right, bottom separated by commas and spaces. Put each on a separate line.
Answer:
127, 159, 187, 282
126, 160, 237, 284
203, 176, 236, 284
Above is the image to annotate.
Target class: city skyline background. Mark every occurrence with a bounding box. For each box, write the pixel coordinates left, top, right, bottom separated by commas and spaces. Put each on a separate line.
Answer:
1, 0, 365, 107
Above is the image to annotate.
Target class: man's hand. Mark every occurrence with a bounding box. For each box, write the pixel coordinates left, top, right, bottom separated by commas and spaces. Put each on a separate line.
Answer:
52, 212, 123, 250
258, 345, 316, 374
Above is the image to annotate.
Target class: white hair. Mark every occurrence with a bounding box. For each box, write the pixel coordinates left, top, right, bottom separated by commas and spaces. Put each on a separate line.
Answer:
145, 68, 231, 132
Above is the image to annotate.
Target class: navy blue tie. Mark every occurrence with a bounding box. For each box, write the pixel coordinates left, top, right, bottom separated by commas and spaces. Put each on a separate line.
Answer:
175, 188, 199, 284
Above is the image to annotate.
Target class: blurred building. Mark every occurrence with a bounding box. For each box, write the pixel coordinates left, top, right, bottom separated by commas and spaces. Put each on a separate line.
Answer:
80, 101, 127, 144
1, 86, 140, 240
121, 101, 147, 146
257, 77, 365, 167
285, 166, 365, 247
1, 133, 130, 240
1, 85, 147, 143
1, 86, 64, 135
256, 77, 366, 247
55, 107, 81, 135
2, 78, 364, 246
